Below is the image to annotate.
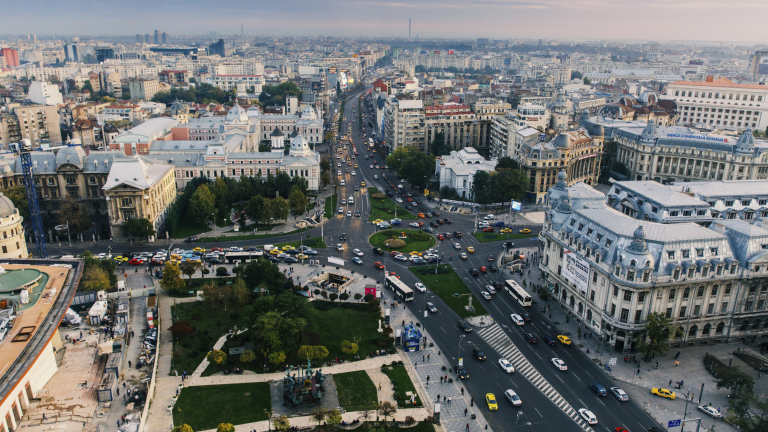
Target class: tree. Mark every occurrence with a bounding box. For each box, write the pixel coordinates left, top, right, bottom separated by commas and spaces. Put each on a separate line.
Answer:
179, 260, 203, 285
637, 312, 675, 360
172, 425, 194, 432
430, 132, 449, 156
496, 157, 519, 170
240, 349, 256, 364
59, 196, 91, 233
488, 169, 530, 202
339, 293, 349, 302
270, 196, 289, 224
297, 345, 329, 360
570, 71, 583, 80
471, 170, 492, 203
340, 340, 359, 358
378, 401, 397, 422
354, 293, 362, 302
268, 350, 286, 365
80, 266, 111, 292
187, 184, 215, 226
160, 262, 186, 293
727, 393, 768, 432
207, 350, 227, 371
231, 278, 250, 307
123, 217, 155, 240
288, 189, 308, 216
216, 424, 235, 432
326, 409, 343, 426
329, 293, 338, 302
81, 80, 93, 92
320, 158, 331, 172
211, 177, 230, 215
401, 150, 435, 190
320, 171, 331, 188
169, 320, 194, 339
583, 77, 592, 85
2, 187, 29, 220
311, 407, 328, 426
273, 415, 290, 432
716, 367, 754, 398
246, 195, 270, 225
48, 75, 61, 84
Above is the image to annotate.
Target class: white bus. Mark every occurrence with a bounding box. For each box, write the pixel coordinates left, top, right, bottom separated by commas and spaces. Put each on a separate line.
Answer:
385, 275, 414, 301
505, 280, 532, 306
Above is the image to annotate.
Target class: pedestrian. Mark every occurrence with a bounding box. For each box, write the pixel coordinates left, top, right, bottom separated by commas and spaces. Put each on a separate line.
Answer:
128, 360, 131, 368
80, 331, 83, 338
675, 360, 679, 367
428, 354, 431, 361
437, 394, 440, 401
624, 356, 627, 363
415, 361, 417, 367
426, 380, 429, 387
440, 376, 443, 384
379, 382, 382, 391
470, 397, 474, 406
116, 388, 120, 396
669, 380, 672, 387
426, 375, 430, 382
449, 396, 452, 404
464, 408, 468, 417
423, 355, 425, 362
444, 374, 447, 381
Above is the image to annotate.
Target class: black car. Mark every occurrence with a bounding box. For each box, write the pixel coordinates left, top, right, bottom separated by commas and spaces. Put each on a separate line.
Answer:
445, 218, 452, 224
431, 222, 439, 227
340, 234, 347, 241
284, 257, 298, 263
589, 383, 607, 397
267, 256, 279, 263
355, 211, 361, 217
154, 270, 163, 279
209, 258, 221, 265
542, 335, 556, 346
489, 264, 498, 272
122, 252, 136, 259
454, 232, 462, 238
523, 333, 538, 343
458, 320, 472, 332
422, 227, 433, 233
245, 247, 258, 251
455, 365, 469, 380
386, 191, 393, 197
469, 268, 479, 276
492, 281, 502, 290
184, 236, 198, 243
373, 247, 384, 255
522, 313, 531, 322
437, 219, 444, 224
472, 348, 487, 360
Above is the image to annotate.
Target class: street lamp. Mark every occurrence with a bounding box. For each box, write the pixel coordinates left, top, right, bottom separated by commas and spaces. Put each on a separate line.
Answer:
515, 411, 531, 426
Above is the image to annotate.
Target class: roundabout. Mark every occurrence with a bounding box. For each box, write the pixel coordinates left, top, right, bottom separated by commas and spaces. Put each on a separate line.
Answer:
368, 229, 436, 253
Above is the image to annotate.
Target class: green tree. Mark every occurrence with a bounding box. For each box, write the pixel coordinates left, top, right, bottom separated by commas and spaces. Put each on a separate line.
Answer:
489, 169, 530, 202
326, 409, 343, 426
123, 218, 156, 240
471, 170, 492, 203
340, 340, 359, 358
48, 75, 61, 84
270, 196, 289, 224
297, 345, 329, 360
245, 195, 269, 225
637, 312, 675, 360
570, 71, 583, 80
329, 293, 338, 302
716, 367, 755, 398
320, 171, 331, 188
336, 80, 342, 94
187, 184, 215, 226
583, 77, 592, 85
81, 80, 93, 92
207, 350, 227, 372
59, 196, 91, 233
273, 415, 290, 432
80, 266, 111, 292
211, 177, 230, 215
727, 393, 768, 432
496, 156, 519, 170
179, 260, 203, 285
311, 407, 328, 426
171, 425, 194, 432
430, 132, 449, 156
160, 262, 186, 293
288, 189, 308, 216
401, 150, 435, 190
268, 350, 286, 365
216, 423, 235, 432
320, 158, 331, 171
240, 349, 256, 364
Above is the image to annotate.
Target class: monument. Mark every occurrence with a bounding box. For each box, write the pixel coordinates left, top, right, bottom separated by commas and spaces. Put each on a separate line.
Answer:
282, 358, 327, 406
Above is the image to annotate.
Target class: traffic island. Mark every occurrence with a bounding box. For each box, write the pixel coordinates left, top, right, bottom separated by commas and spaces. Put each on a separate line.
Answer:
369, 230, 436, 253
409, 264, 489, 318
368, 187, 417, 221
471, 231, 535, 243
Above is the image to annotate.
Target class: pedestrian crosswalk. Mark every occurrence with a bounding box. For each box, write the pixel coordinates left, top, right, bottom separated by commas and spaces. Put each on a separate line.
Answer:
476, 325, 593, 432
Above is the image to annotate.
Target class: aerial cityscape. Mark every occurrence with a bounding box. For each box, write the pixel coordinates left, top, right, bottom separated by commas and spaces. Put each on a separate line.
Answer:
0, 5, 766, 432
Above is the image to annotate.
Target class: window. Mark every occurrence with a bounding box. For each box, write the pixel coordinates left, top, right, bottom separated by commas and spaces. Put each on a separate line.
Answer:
725, 284, 732, 295
1, 246, 5, 254
610, 303, 616, 317
683, 288, 690, 299
596, 234, 603, 242
578, 223, 584, 231
669, 289, 676, 300
721, 302, 729, 314
711, 285, 718, 296
697, 286, 705, 297
670, 211, 679, 217
682, 250, 690, 258
614, 286, 619, 297
593, 272, 598, 283
679, 306, 687, 317
652, 206, 658, 213
694, 305, 701, 316
635, 310, 642, 323
666, 307, 673, 318
702, 267, 709, 277
668, 251, 676, 259
620, 308, 629, 323
623, 290, 632, 301
696, 248, 704, 257
742, 200, 751, 206
710, 247, 718, 256
605, 239, 613, 248
121, 198, 133, 206
707, 303, 715, 314
590, 291, 595, 301
627, 270, 635, 281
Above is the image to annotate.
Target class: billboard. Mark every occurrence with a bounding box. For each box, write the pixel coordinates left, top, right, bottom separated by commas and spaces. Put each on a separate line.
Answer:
434, 50, 440, 55
448, 50, 454, 55
511, 201, 522, 211
562, 249, 590, 293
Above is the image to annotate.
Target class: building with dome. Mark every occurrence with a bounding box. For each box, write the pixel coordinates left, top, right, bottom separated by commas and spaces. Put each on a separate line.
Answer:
540, 176, 768, 352
0, 193, 28, 259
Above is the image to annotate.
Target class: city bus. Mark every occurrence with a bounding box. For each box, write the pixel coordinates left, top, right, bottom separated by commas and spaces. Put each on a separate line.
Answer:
504, 279, 532, 306
385, 275, 414, 301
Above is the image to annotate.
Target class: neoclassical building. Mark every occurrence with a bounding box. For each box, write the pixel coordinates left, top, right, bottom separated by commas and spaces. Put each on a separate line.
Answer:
0, 193, 28, 259
539, 172, 768, 353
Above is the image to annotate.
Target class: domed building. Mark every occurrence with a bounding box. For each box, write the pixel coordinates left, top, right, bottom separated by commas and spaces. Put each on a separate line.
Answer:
0, 193, 28, 259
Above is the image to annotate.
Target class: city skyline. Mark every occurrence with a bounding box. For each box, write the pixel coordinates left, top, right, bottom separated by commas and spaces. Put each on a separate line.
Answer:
2, 0, 768, 43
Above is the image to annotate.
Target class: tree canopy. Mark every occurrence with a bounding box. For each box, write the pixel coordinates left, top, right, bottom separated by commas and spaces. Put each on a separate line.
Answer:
386, 146, 435, 190
637, 312, 675, 360
259, 82, 302, 107
151, 83, 234, 105
470, 169, 529, 204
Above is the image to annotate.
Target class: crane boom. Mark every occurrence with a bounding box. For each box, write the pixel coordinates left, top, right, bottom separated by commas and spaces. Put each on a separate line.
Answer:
19, 150, 47, 259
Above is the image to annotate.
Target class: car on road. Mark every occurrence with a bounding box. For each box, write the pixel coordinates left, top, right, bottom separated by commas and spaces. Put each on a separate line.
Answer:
589, 383, 607, 396
480, 291, 491, 300
373, 262, 385, 269
114, 255, 130, 262
472, 348, 487, 360
422, 227, 433, 233
485, 285, 496, 294
651, 388, 676, 400
504, 389, 522, 406
414, 283, 426, 292
499, 358, 515, 373
557, 335, 572, 345
394, 254, 408, 261
455, 365, 469, 380
486, 394, 498, 411
523, 333, 538, 343
128, 258, 145, 265
609, 387, 629, 402
417, 213, 426, 218
467, 246, 475, 253
353, 249, 364, 256
454, 232, 462, 238
460, 253, 468, 259
578, 409, 597, 425
339, 207, 344, 214
154, 270, 163, 279
478, 266, 487, 273
457, 320, 472, 332
454, 243, 461, 249
542, 335, 556, 346
347, 211, 352, 217
284, 257, 298, 263
487, 254, 495, 261
482, 227, 495, 232
426, 302, 437, 313
336, 244, 344, 252
98, 253, 112, 260
552, 358, 567, 371
489, 264, 498, 272
469, 268, 479, 276
396, 198, 403, 203
355, 211, 361, 217
352, 257, 363, 265
510, 314, 524, 325
409, 222, 420, 227
484, 214, 495, 220
500, 228, 512, 233
698, 405, 723, 418
519, 228, 532, 234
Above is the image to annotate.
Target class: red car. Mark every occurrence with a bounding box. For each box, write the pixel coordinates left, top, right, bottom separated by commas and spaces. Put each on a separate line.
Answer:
129, 258, 145, 266
483, 227, 495, 233
479, 266, 487, 273
374, 262, 385, 269
437, 234, 445, 240
417, 221, 425, 226
388, 272, 400, 279
210, 247, 222, 252
390, 251, 399, 257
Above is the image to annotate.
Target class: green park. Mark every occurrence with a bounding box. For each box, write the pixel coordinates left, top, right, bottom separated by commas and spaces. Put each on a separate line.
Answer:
369, 229, 436, 253
410, 264, 489, 318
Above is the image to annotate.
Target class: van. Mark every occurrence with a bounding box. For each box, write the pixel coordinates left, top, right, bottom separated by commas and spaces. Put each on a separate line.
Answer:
348, 196, 354, 204
340, 180, 346, 186
263, 244, 276, 251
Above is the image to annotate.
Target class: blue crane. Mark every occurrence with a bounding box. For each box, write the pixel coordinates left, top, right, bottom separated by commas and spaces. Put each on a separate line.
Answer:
19, 144, 47, 259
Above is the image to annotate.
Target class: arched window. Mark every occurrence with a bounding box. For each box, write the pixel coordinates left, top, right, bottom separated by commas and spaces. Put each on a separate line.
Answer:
753, 319, 761, 330
740, 320, 750, 331
554, 283, 560, 295
702, 324, 711, 336
688, 325, 698, 338
578, 302, 584, 313
586, 310, 593, 323
562, 289, 568, 301
569, 296, 575, 308
715, 322, 725, 334
630, 259, 636, 266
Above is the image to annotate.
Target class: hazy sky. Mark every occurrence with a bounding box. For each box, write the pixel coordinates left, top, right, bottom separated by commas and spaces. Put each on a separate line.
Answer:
5, 0, 768, 42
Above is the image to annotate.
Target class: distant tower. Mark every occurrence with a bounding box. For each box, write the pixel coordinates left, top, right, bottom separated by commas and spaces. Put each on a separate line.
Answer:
144, 34, 150, 44
409, 19, 411, 39
153, 30, 159, 44
241, 23, 244, 37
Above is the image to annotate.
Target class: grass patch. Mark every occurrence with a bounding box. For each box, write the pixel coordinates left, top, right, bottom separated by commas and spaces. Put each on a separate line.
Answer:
274, 237, 327, 249
409, 264, 489, 318
315, 423, 435, 432
197, 226, 316, 243
174, 219, 209, 239
226, 222, 285, 233
334, 371, 378, 411
383, 363, 421, 408
173, 382, 271, 431
203, 301, 394, 376
472, 232, 536, 243
369, 230, 436, 253
324, 194, 338, 219
703, 354, 731, 378
368, 187, 417, 221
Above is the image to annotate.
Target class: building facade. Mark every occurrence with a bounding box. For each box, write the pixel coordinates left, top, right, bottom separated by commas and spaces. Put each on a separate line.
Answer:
424, 104, 480, 154
435, 148, 497, 198
384, 98, 425, 151
666, 78, 768, 131
128, 78, 160, 101
0, 194, 28, 259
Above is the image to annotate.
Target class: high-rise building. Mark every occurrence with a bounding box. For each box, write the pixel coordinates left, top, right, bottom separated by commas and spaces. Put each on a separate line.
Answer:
94, 47, 114, 63
128, 78, 160, 101
162, 32, 168, 44
749, 51, 768, 82
0, 48, 20, 67
209, 39, 226, 56
144, 34, 150, 44
136, 34, 142, 43
153, 30, 160, 44
64, 44, 79, 63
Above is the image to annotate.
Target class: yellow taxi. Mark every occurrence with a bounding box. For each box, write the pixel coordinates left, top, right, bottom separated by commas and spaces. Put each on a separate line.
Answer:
282, 245, 294, 251
361, 182, 366, 187
372, 150, 377, 153
500, 228, 512, 233
372, 219, 384, 225
193, 247, 206, 253
354, 164, 359, 168
557, 335, 571, 345
519, 228, 532, 234
296, 253, 308, 260
651, 388, 676, 400
114, 255, 130, 262
270, 248, 281, 255
417, 213, 426, 218
467, 246, 475, 253
486, 393, 498, 410
409, 251, 422, 257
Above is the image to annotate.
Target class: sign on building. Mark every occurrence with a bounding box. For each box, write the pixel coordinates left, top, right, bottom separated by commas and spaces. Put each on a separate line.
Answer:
562, 249, 590, 293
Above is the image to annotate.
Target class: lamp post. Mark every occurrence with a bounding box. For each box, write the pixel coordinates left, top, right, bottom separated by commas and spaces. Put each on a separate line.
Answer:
515, 411, 531, 426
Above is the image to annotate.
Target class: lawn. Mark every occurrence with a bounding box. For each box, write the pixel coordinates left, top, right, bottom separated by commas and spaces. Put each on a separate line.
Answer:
226, 222, 285, 233
383, 363, 421, 408
369, 230, 436, 253
472, 232, 536, 243
334, 371, 378, 411
197, 226, 317, 242
368, 187, 417, 221
409, 265, 489, 318
174, 219, 209, 239
203, 301, 393, 376
173, 382, 271, 431
274, 237, 327, 249
324, 194, 338, 219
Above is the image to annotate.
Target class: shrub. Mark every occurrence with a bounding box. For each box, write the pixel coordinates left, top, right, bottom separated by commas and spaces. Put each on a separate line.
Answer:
371, 193, 386, 199
384, 239, 406, 248
216, 267, 229, 276
169, 320, 193, 339
202, 269, 210, 274
407, 232, 431, 242
363, 293, 374, 302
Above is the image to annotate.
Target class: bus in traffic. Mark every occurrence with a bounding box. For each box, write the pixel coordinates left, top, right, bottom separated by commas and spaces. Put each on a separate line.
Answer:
385, 275, 414, 301
504, 279, 532, 306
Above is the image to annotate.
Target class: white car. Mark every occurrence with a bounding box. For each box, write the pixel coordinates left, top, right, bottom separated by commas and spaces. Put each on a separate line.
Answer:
337, 162, 342, 167
394, 254, 408, 262
369, 164, 374, 168
426, 302, 437, 313
341, 199, 347, 204
378, 222, 391, 228
480, 291, 491, 300
336, 244, 344, 252
374, 175, 379, 179
486, 285, 496, 295
347, 211, 352, 217
396, 198, 403, 203
484, 214, 495, 220
552, 358, 568, 371
504, 389, 522, 406
410, 222, 420, 227
414, 283, 426, 293
337, 171, 342, 176
351, 171, 356, 176
498, 358, 515, 373
578, 409, 597, 425
510, 314, 524, 325
352, 257, 363, 265
454, 243, 461, 249
698, 405, 723, 418
98, 253, 112, 260
338, 207, 344, 214
353, 248, 364, 256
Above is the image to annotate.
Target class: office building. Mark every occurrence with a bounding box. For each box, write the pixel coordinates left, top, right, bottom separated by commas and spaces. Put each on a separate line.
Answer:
209, 39, 226, 57
383, 98, 425, 151
64, 44, 79, 63
28, 82, 63, 106
128, 78, 160, 101
153, 30, 160, 44
94, 47, 114, 63
161, 32, 168, 44
0, 48, 20, 68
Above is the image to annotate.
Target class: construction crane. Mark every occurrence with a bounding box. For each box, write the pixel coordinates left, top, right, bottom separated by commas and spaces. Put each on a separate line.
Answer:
19, 143, 47, 259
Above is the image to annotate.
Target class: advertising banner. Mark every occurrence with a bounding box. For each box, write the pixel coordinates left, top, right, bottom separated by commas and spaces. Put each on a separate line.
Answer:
511, 201, 522, 211
562, 249, 590, 293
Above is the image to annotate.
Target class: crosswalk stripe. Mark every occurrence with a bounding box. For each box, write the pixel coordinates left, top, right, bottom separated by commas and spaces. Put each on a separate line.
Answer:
475, 324, 594, 432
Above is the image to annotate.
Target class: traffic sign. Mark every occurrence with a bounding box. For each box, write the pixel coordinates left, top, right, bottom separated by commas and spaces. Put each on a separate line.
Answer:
668, 419, 681, 427
609, 358, 617, 365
